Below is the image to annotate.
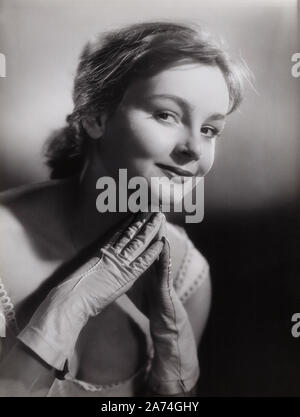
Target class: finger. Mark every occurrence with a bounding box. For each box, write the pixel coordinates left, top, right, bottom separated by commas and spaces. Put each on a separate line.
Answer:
131, 239, 164, 271
154, 237, 172, 289
122, 212, 165, 260
113, 211, 152, 253
103, 214, 137, 249
157, 216, 167, 240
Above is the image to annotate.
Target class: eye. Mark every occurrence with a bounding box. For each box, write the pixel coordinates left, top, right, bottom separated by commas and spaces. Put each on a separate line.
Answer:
201, 125, 220, 139
155, 111, 178, 124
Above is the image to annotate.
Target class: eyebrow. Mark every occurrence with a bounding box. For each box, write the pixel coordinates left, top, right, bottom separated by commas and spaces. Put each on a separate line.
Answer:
146, 94, 226, 120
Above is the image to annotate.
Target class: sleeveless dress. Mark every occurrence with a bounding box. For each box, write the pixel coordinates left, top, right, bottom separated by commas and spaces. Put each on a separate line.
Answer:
0, 223, 210, 397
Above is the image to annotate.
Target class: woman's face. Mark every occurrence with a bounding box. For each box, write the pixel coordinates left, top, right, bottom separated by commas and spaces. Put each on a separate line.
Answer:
94, 62, 230, 206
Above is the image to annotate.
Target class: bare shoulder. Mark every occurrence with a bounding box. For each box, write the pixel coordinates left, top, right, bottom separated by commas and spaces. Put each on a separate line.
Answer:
0, 180, 72, 307
0, 196, 35, 308
0, 179, 68, 242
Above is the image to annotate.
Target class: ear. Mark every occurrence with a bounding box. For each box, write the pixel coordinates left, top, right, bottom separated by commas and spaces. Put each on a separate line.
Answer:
82, 114, 107, 139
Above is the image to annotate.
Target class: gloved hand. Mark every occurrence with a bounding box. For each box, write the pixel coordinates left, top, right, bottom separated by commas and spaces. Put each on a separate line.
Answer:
147, 236, 200, 396
18, 212, 165, 371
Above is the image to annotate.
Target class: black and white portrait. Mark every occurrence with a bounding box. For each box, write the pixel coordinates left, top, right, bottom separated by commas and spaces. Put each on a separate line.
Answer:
0, 0, 299, 397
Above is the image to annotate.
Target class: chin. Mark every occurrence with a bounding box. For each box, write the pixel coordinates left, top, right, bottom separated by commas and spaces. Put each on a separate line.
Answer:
149, 179, 194, 212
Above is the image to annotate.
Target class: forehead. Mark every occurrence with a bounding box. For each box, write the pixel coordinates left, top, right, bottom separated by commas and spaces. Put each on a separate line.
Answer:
123, 63, 230, 116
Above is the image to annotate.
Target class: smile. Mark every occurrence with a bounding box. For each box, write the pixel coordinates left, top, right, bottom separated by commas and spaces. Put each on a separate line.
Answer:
155, 163, 194, 183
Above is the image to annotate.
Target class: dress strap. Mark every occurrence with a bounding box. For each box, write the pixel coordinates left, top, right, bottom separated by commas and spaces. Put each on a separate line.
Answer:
0, 277, 19, 337
173, 235, 210, 304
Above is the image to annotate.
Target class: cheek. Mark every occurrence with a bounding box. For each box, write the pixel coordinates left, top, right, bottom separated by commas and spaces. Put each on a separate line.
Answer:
119, 111, 175, 158
199, 142, 216, 175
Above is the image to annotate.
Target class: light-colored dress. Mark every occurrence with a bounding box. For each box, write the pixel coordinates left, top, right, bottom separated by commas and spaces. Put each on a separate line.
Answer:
0, 223, 210, 396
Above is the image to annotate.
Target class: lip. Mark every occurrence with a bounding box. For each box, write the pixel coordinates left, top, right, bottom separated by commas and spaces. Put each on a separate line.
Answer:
155, 163, 195, 178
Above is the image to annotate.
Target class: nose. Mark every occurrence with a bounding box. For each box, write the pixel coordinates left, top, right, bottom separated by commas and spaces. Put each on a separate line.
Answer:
171, 128, 203, 165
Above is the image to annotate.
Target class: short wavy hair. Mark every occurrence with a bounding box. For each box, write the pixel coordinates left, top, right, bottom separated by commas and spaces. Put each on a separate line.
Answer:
45, 21, 247, 179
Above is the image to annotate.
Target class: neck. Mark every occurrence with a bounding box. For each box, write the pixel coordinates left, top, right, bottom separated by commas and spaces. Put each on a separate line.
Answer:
68, 161, 131, 252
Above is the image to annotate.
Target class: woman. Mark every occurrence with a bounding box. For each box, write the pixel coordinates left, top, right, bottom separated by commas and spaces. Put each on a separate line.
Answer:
0, 21, 245, 396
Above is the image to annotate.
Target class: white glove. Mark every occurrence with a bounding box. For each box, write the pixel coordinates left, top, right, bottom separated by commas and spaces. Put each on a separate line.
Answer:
18, 212, 165, 371
147, 236, 200, 395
